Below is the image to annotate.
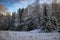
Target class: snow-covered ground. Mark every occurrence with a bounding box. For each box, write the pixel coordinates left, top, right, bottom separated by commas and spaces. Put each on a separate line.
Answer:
0, 31, 60, 40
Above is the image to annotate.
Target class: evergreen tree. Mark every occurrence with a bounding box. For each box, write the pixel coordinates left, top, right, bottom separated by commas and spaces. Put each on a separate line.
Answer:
41, 4, 58, 32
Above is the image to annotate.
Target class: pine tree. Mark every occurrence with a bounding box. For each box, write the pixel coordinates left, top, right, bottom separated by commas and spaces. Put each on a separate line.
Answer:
15, 8, 25, 31
41, 4, 58, 32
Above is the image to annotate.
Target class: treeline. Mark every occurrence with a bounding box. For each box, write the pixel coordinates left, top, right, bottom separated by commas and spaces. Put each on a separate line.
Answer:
0, 13, 11, 30
0, 8, 37, 31
0, 0, 60, 33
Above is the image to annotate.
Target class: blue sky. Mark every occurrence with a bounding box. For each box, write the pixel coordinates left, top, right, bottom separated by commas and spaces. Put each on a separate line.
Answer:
0, 0, 35, 13
0, 0, 52, 13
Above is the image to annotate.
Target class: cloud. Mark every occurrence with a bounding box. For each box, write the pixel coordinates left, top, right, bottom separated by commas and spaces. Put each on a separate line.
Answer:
7, 1, 27, 13
19, 0, 27, 1
39, 0, 52, 4
8, 0, 34, 13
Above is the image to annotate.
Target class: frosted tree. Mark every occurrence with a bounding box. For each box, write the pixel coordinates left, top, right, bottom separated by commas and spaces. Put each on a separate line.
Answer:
0, 13, 11, 30
14, 8, 25, 31
40, 4, 58, 32
32, 0, 40, 29
10, 12, 16, 30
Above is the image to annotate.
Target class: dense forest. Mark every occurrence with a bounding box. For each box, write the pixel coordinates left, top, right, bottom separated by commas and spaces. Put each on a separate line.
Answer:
0, 0, 60, 33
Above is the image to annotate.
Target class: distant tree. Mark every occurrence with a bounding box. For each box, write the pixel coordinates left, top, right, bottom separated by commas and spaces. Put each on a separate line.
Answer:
18, 8, 24, 23
14, 8, 25, 31
10, 12, 16, 30
5, 13, 11, 30
0, 13, 4, 30
32, 0, 41, 29
0, 13, 11, 30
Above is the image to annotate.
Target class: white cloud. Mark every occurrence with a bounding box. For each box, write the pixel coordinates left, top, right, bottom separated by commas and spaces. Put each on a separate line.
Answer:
8, 0, 34, 13
39, 0, 52, 4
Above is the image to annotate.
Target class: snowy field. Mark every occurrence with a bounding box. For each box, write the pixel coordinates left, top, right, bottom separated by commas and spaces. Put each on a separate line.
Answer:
0, 31, 60, 40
